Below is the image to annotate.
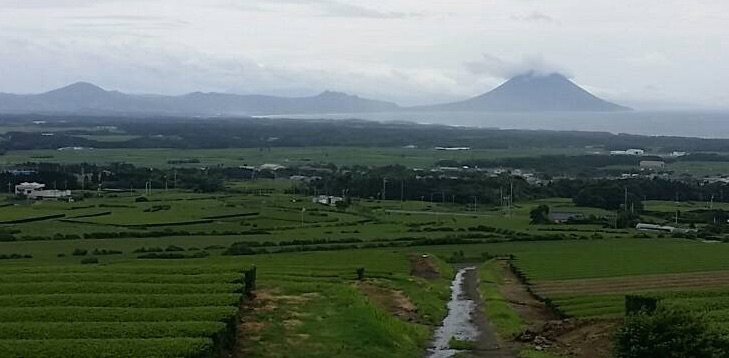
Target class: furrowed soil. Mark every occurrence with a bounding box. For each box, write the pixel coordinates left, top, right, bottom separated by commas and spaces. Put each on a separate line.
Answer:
533, 270, 729, 296
496, 262, 616, 358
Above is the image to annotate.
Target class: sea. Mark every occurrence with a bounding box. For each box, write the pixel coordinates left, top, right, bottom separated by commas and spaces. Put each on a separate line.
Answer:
261, 111, 729, 139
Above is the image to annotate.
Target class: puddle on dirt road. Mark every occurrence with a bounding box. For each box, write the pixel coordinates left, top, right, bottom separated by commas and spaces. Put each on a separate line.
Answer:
426, 267, 480, 358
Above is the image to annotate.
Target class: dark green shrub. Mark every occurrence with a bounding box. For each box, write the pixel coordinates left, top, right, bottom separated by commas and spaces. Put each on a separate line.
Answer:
614, 308, 729, 358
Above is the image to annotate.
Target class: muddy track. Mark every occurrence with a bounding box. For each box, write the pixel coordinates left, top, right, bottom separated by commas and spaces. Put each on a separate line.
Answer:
462, 267, 517, 358
427, 265, 515, 358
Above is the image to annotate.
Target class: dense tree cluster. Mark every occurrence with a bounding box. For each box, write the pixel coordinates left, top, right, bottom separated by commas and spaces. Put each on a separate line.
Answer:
6, 115, 729, 152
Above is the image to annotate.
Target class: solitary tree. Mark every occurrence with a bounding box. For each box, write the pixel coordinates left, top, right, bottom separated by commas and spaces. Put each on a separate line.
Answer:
529, 205, 550, 224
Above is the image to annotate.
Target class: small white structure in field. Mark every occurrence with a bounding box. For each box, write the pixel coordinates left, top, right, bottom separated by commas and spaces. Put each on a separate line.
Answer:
626, 149, 645, 156
312, 195, 343, 206
636, 223, 695, 234
435, 147, 471, 151
611, 149, 645, 156
671, 151, 687, 157
259, 163, 286, 171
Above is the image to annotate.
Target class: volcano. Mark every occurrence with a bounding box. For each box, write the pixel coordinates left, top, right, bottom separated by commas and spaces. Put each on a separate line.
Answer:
420, 72, 630, 112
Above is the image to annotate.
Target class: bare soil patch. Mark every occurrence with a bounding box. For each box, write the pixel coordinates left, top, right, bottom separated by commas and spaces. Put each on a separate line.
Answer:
496, 261, 617, 358
232, 288, 319, 358
497, 261, 559, 325
410, 254, 440, 280
358, 281, 421, 322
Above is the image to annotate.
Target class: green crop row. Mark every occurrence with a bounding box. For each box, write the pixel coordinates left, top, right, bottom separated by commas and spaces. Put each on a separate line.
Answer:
0, 293, 241, 308
0, 282, 240, 295
0, 272, 240, 284
0, 306, 237, 322
0, 321, 226, 339
0, 338, 214, 358
0, 265, 244, 275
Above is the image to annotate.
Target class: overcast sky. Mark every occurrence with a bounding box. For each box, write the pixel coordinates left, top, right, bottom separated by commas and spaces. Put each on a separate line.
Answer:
0, 0, 727, 108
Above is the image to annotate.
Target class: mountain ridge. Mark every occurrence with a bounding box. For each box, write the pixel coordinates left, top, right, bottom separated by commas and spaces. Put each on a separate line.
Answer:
0, 73, 630, 116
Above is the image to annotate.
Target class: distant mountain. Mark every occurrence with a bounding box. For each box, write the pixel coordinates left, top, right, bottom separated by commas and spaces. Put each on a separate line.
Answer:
417, 72, 631, 112
0, 83, 399, 116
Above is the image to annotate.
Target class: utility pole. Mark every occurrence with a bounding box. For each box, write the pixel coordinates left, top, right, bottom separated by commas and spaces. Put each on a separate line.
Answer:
382, 178, 387, 201
400, 180, 404, 202
472, 196, 477, 212
624, 187, 628, 212
509, 178, 514, 215
500, 187, 503, 211
81, 166, 85, 192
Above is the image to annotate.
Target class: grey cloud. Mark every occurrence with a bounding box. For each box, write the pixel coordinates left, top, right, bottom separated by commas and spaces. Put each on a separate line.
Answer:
317, 2, 409, 19
511, 11, 554, 23
0, 0, 125, 8
222, 0, 411, 19
465, 54, 571, 79
62, 15, 190, 30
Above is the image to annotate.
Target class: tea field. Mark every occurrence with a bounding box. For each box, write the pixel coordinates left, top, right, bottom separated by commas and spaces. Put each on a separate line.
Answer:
6, 189, 729, 357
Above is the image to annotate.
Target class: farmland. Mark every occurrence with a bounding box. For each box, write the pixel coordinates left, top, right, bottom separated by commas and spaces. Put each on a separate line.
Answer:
0, 261, 244, 358
0, 248, 453, 358
6, 189, 729, 357
7, 117, 729, 357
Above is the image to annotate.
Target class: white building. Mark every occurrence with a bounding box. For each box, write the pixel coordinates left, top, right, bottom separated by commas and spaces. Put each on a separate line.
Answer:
14, 182, 71, 200
15, 182, 45, 196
